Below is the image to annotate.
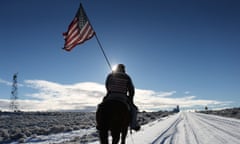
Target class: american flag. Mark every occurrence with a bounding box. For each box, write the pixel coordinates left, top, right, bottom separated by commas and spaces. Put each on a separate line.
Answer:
63, 4, 95, 51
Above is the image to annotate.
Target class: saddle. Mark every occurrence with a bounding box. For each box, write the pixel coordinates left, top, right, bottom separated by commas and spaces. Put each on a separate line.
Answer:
102, 93, 131, 110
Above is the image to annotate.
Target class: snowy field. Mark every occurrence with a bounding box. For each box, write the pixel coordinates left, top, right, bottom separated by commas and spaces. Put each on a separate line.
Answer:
1, 109, 240, 144
0, 111, 172, 143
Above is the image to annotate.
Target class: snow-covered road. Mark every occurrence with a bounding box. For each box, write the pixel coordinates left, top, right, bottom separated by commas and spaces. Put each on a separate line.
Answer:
126, 112, 240, 144
22, 112, 240, 144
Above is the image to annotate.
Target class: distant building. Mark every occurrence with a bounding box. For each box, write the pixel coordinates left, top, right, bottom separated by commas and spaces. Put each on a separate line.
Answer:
173, 105, 180, 113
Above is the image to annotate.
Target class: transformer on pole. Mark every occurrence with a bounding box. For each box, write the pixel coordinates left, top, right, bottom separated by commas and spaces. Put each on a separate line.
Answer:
10, 73, 19, 112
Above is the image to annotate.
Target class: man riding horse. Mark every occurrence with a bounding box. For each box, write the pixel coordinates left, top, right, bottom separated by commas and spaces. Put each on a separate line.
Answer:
97, 64, 141, 131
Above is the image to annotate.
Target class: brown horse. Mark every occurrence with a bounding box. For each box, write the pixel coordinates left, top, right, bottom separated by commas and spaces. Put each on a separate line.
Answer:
96, 100, 131, 144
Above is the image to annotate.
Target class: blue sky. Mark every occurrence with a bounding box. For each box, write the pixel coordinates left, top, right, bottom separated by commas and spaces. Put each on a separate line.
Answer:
0, 0, 239, 111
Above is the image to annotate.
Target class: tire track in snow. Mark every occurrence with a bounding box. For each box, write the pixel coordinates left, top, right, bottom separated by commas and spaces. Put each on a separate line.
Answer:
151, 114, 182, 144
198, 113, 240, 127
187, 113, 230, 144
184, 112, 240, 144
125, 112, 240, 144
195, 113, 240, 133
150, 112, 201, 144
183, 112, 200, 144
193, 113, 240, 142
150, 112, 240, 144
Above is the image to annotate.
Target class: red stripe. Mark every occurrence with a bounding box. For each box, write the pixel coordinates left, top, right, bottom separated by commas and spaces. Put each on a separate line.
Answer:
64, 29, 95, 51
77, 23, 91, 42
64, 24, 81, 47
65, 28, 80, 45
64, 22, 94, 50
77, 24, 94, 44
64, 20, 79, 42
63, 18, 78, 38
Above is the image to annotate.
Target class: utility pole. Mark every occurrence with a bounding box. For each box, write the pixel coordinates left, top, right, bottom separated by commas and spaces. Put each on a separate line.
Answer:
10, 73, 19, 112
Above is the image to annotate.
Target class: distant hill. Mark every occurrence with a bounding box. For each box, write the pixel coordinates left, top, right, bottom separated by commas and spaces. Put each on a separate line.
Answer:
198, 107, 240, 119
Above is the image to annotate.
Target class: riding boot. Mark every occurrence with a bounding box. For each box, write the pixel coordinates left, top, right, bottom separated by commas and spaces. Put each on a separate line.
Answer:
130, 104, 141, 131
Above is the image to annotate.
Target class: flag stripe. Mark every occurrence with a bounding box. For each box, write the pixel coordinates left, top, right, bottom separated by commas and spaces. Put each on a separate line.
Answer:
78, 22, 92, 42
63, 18, 78, 39
64, 19, 80, 44
66, 20, 79, 39
66, 18, 78, 36
66, 22, 93, 49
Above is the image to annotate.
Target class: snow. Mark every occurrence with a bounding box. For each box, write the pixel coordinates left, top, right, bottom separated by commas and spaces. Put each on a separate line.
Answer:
22, 128, 97, 144
124, 112, 240, 144
13, 112, 240, 144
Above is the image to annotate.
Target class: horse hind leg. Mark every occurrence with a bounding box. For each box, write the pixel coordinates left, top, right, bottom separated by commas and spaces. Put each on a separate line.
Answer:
99, 130, 109, 144
111, 130, 120, 144
120, 127, 128, 144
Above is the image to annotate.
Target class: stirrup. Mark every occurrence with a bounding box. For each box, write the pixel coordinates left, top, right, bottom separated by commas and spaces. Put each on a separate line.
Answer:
131, 125, 141, 131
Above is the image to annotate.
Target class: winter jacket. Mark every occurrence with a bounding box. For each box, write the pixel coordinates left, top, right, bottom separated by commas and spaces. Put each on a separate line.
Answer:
105, 71, 135, 104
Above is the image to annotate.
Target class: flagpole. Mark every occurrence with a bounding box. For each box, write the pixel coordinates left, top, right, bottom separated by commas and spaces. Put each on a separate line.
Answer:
94, 34, 112, 71
81, 3, 112, 71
